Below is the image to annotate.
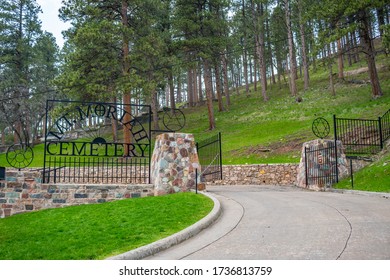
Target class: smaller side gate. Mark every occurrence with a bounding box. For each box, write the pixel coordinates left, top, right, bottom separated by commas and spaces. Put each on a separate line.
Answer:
304, 143, 338, 188
196, 132, 223, 183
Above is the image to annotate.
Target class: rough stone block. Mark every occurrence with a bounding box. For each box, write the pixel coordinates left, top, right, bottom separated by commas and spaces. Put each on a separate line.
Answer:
131, 193, 141, 198
25, 205, 34, 211
30, 193, 43, 199
74, 193, 88, 199
53, 199, 66, 204
5, 192, 19, 198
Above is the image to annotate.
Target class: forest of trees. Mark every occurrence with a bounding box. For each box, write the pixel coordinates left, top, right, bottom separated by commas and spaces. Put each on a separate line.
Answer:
1, 0, 389, 146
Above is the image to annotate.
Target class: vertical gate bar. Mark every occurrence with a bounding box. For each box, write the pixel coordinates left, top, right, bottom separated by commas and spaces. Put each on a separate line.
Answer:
378, 116, 383, 150
78, 157, 81, 183
96, 157, 99, 183
350, 158, 354, 189
148, 104, 152, 184
111, 157, 113, 183
305, 147, 308, 187
106, 157, 109, 184
56, 157, 61, 182
144, 158, 147, 183
195, 168, 198, 194
54, 158, 57, 183
219, 132, 223, 180
335, 140, 339, 183
134, 157, 136, 184
83, 157, 86, 183
87, 158, 90, 182
126, 157, 128, 184
43, 100, 50, 184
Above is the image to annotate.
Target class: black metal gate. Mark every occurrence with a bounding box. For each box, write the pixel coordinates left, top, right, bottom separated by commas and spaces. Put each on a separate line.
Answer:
43, 100, 151, 184
304, 142, 338, 188
196, 132, 223, 182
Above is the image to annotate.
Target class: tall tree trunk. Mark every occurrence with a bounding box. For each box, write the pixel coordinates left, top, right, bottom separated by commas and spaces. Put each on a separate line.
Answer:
242, 0, 250, 96
327, 44, 336, 96
347, 32, 353, 67
192, 67, 199, 106
187, 67, 194, 107
203, 59, 216, 130
168, 70, 176, 110
111, 95, 118, 142
337, 36, 344, 79
121, 0, 132, 155
198, 64, 203, 103
266, 15, 275, 85
252, 1, 268, 101
298, 1, 310, 90
222, 53, 231, 107
276, 55, 282, 88
376, 7, 385, 36
352, 31, 360, 63
214, 61, 224, 111
285, 0, 298, 97
359, 9, 383, 98
177, 76, 182, 103
253, 46, 258, 91
243, 47, 250, 95
151, 88, 160, 130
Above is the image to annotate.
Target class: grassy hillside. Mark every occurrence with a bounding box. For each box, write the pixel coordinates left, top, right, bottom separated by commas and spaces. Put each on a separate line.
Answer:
182, 56, 390, 165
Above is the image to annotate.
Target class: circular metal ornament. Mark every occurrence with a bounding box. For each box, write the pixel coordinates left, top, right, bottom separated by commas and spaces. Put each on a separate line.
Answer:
6, 144, 34, 169
312, 117, 330, 139
163, 108, 186, 132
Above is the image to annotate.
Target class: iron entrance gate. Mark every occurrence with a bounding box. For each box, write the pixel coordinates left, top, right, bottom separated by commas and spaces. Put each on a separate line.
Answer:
196, 132, 223, 182
43, 100, 151, 184
304, 142, 338, 188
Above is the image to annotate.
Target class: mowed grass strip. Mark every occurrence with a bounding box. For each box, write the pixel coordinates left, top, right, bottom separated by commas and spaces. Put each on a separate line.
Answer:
0, 192, 213, 260
334, 152, 390, 193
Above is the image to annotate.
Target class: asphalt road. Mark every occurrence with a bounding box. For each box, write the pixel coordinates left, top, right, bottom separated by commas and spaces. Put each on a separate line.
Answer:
146, 185, 390, 260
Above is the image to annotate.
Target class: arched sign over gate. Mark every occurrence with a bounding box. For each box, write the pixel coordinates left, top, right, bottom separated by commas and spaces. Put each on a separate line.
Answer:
43, 100, 152, 184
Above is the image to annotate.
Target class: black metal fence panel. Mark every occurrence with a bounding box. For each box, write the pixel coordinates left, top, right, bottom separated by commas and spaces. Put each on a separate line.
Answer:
334, 116, 382, 155
43, 100, 151, 184
304, 143, 338, 188
196, 132, 222, 182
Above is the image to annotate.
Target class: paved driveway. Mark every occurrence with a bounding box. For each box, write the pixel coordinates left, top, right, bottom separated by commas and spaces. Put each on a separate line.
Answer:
146, 185, 390, 260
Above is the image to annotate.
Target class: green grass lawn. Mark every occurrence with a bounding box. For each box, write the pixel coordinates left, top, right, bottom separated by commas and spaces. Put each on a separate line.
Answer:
0, 192, 213, 260
334, 151, 390, 193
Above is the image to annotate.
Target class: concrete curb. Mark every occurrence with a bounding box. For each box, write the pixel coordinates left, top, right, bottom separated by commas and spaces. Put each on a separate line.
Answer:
328, 188, 390, 199
106, 191, 221, 260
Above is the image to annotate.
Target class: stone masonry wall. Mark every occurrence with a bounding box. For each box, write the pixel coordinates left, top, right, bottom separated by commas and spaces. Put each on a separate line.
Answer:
0, 170, 153, 218
151, 133, 200, 195
207, 164, 299, 186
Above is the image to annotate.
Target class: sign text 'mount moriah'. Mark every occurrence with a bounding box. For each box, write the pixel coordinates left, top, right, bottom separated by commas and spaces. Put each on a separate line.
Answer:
46, 102, 149, 143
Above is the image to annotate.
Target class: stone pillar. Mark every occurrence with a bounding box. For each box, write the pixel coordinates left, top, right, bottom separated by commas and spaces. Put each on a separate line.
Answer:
151, 133, 201, 196
296, 139, 349, 191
